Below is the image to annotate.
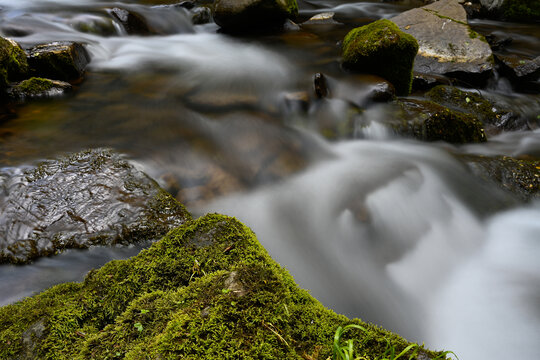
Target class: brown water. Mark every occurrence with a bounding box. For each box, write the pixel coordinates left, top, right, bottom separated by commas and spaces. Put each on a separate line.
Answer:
0, 1, 539, 359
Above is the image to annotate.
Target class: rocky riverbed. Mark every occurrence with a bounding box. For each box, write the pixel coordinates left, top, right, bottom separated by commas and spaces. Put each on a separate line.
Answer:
0, 0, 539, 359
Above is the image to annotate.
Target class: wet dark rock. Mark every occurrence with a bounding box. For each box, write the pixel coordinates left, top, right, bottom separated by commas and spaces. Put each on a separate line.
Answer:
391, 0, 494, 85
313, 72, 329, 99
425, 85, 526, 132
485, 33, 513, 52
1, 26, 33, 38
495, 55, 540, 92
393, 99, 487, 143
213, 0, 298, 32
177, 1, 196, 10
7, 77, 72, 99
191, 6, 212, 25
109, 7, 152, 35
0, 37, 29, 92
461, 154, 540, 201
342, 19, 419, 96
368, 81, 395, 103
462, 1, 484, 18
412, 73, 452, 92
25, 42, 90, 82
0, 149, 191, 264
496, 55, 540, 79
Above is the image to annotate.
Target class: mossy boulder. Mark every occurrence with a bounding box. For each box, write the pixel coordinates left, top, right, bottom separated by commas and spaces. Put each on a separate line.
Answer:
394, 99, 487, 143
342, 19, 419, 96
213, 0, 299, 32
0, 214, 446, 359
425, 85, 526, 132
0, 149, 191, 264
0, 37, 29, 92
26, 42, 90, 81
7, 77, 72, 99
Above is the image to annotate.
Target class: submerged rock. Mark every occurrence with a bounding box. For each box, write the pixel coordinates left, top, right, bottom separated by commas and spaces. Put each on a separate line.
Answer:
391, 0, 494, 84
425, 85, 526, 132
0, 37, 29, 92
0, 213, 445, 359
213, 0, 298, 32
341, 19, 419, 96
7, 77, 72, 99
0, 149, 191, 264
26, 42, 90, 82
394, 99, 487, 143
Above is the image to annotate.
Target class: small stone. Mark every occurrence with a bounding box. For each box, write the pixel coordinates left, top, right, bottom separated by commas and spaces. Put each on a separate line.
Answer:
313, 72, 329, 99
303, 12, 340, 25
8, 77, 72, 99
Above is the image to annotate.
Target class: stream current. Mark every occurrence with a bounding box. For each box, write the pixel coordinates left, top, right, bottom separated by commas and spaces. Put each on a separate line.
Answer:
0, 0, 539, 359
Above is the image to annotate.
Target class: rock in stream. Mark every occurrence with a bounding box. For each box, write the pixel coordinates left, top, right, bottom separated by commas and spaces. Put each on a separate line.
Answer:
0, 149, 191, 264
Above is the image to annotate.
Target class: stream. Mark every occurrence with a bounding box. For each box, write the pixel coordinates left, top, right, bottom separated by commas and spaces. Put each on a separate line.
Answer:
0, 0, 539, 359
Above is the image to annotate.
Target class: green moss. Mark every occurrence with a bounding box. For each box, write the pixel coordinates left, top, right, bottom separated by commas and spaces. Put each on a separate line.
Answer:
0, 214, 446, 359
500, 0, 540, 22
0, 37, 29, 90
425, 85, 516, 129
342, 19, 419, 96
17, 77, 54, 94
394, 99, 487, 144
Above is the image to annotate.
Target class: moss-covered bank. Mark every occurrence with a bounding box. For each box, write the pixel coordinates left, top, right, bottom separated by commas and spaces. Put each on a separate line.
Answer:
0, 214, 446, 359
342, 19, 418, 96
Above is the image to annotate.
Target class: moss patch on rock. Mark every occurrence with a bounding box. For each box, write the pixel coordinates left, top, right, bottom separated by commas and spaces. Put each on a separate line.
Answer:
461, 154, 540, 201
425, 85, 524, 132
342, 19, 419, 96
500, 0, 540, 22
0, 214, 446, 359
17, 77, 54, 94
0, 37, 29, 91
394, 99, 487, 144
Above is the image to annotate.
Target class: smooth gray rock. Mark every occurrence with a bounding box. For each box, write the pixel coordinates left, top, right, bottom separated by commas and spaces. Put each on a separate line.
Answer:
391, 0, 493, 82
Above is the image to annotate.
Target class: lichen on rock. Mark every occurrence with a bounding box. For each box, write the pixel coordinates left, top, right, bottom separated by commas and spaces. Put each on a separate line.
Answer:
0, 214, 446, 359
341, 19, 419, 96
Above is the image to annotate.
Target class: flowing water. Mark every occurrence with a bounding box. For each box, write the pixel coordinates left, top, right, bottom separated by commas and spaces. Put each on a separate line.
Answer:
0, 0, 539, 359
